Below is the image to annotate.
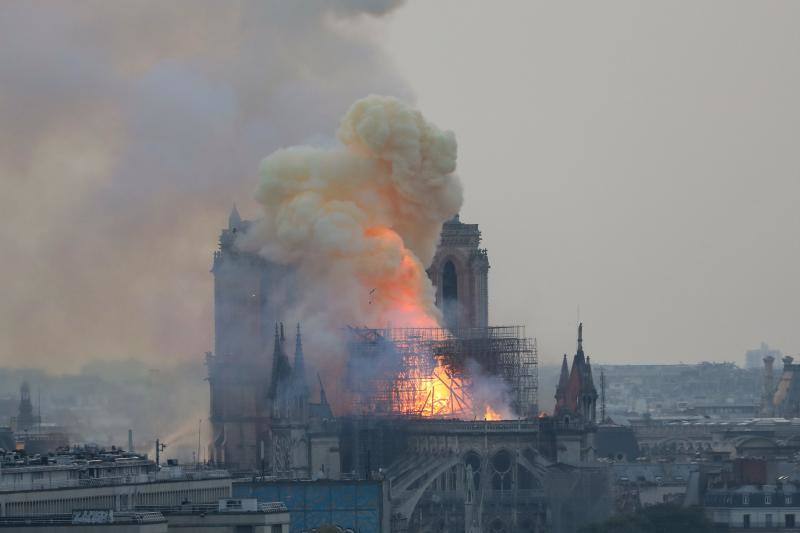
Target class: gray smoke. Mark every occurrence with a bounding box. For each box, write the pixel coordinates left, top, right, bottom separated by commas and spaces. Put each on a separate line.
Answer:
0, 1, 410, 369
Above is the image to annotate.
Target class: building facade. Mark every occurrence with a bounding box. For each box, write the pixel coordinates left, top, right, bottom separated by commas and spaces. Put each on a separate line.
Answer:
207, 210, 491, 471
426, 214, 489, 330
0, 448, 231, 518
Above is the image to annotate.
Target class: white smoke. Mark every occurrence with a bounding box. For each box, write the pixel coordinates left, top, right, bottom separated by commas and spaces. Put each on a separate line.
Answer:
241, 96, 463, 332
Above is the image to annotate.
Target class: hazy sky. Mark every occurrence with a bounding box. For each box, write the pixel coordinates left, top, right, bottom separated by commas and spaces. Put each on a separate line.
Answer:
385, 1, 800, 365
1, 1, 798, 369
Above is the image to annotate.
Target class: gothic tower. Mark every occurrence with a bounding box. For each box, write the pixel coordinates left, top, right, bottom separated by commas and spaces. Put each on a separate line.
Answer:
554, 323, 598, 424
427, 214, 489, 330
16, 382, 36, 431
212, 206, 292, 359
207, 207, 287, 469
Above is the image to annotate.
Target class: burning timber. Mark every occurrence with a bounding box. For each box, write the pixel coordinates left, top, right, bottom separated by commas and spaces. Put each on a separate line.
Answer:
345, 326, 538, 419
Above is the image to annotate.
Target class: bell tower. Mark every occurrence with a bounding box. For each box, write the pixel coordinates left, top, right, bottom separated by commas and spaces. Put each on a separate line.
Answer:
427, 214, 489, 330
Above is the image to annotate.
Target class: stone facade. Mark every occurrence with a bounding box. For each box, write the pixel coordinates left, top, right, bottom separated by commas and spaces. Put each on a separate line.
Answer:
207, 209, 491, 470
427, 214, 490, 330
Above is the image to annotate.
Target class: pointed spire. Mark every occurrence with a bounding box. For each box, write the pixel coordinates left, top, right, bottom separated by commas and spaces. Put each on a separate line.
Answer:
269, 322, 292, 400
318, 373, 329, 406
295, 323, 303, 366
557, 354, 569, 390
269, 323, 281, 399
554, 353, 570, 414
280, 322, 285, 343
228, 204, 241, 229
293, 323, 308, 392
586, 356, 594, 383
578, 322, 583, 353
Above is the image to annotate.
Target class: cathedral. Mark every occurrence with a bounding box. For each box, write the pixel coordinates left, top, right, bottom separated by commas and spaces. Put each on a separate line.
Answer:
205, 209, 608, 531
207, 209, 490, 470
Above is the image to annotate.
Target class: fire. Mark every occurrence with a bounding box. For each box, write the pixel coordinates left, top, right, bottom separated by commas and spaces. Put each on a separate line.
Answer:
397, 358, 471, 417
362, 226, 439, 328
484, 405, 503, 421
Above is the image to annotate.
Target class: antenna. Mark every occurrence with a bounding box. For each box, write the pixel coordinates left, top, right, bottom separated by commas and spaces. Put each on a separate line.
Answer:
155, 439, 167, 470
600, 369, 607, 424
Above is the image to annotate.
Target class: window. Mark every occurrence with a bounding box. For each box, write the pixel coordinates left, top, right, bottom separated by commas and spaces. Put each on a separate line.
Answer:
766, 514, 773, 527
786, 514, 796, 528
765, 494, 772, 504
743, 494, 749, 505
787, 495, 793, 505
743, 514, 750, 528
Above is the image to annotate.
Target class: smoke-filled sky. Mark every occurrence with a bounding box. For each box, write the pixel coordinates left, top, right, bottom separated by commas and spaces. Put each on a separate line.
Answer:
1, 1, 799, 370
0, 0, 409, 370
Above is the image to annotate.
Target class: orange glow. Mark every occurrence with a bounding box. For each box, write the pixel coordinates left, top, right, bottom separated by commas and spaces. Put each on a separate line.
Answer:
484, 405, 503, 421
361, 226, 439, 328
396, 358, 471, 417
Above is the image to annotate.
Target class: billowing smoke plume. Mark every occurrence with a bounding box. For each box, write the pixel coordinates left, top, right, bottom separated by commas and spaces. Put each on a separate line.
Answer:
242, 96, 462, 330
0, 1, 410, 370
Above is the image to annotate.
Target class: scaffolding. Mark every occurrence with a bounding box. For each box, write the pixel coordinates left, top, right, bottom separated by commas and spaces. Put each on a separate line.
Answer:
345, 326, 538, 419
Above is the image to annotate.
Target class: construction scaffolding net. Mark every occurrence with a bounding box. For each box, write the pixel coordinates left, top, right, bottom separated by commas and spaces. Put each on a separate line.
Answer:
345, 326, 538, 419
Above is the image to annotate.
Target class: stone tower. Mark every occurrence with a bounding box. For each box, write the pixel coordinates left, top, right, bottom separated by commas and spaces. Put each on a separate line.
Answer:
207, 208, 490, 469
552, 323, 598, 463
554, 323, 598, 423
16, 382, 36, 431
212, 206, 293, 359
207, 207, 288, 469
427, 214, 489, 330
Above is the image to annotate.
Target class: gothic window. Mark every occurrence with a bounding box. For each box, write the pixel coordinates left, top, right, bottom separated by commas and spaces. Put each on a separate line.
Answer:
464, 451, 481, 489
491, 450, 512, 491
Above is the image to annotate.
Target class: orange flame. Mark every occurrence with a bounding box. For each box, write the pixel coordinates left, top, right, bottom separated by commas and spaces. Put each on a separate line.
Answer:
396, 358, 470, 417
483, 404, 503, 421
362, 226, 439, 328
